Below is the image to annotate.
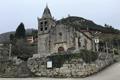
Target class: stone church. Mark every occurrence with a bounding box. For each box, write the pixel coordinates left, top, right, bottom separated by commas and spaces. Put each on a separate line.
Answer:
38, 5, 93, 57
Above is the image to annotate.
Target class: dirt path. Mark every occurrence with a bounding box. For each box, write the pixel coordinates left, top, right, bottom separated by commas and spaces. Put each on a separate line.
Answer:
0, 62, 120, 80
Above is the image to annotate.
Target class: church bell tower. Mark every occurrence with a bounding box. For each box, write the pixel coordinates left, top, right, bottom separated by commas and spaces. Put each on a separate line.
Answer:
38, 5, 55, 57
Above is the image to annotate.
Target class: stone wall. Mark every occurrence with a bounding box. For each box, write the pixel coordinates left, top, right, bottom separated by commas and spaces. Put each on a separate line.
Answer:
27, 52, 114, 78
0, 60, 33, 78
0, 60, 18, 77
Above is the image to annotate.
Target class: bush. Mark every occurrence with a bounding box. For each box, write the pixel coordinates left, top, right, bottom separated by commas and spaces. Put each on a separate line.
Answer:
12, 39, 33, 61
47, 50, 98, 68
80, 49, 98, 63
48, 53, 80, 68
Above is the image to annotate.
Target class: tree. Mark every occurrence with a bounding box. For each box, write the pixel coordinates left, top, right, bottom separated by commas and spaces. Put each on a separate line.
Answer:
10, 34, 14, 41
15, 22, 26, 39
12, 39, 33, 61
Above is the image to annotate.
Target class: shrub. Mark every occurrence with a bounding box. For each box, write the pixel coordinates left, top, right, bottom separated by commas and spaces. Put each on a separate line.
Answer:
12, 39, 33, 61
80, 49, 98, 63
48, 53, 80, 68
47, 50, 98, 68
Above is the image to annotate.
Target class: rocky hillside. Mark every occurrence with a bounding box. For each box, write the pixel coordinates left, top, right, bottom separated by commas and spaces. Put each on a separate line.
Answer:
57, 16, 120, 34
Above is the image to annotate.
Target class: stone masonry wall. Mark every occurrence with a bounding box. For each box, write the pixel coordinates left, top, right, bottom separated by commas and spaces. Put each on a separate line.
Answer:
27, 53, 114, 78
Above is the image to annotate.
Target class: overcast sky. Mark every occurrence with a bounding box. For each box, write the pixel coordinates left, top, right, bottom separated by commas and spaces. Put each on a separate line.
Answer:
0, 0, 120, 34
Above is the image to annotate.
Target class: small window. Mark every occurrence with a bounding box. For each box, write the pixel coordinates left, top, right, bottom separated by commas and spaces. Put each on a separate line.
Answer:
59, 32, 62, 36
45, 27, 47, 30
40, 22, 43, 25
41, 28, 43, 31
45, 21, 47, 26
40, 22, 43, 31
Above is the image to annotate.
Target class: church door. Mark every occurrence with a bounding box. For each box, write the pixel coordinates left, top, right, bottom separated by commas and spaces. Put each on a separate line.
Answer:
58, 47, 65, 53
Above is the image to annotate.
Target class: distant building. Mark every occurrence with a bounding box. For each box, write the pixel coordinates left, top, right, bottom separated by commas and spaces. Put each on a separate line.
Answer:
26, 34, 38, 44
26, 35, 34, 44
37, 5, 94, 57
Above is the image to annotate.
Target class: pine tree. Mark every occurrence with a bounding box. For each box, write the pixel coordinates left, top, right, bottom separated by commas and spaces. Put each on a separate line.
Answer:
15, 22, 26, 39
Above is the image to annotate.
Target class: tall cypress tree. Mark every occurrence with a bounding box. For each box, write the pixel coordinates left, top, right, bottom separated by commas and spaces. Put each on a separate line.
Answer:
15, 22, 26, 39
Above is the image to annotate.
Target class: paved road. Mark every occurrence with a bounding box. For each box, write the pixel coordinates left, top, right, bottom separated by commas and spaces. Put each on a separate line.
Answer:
1, 62, 120, 80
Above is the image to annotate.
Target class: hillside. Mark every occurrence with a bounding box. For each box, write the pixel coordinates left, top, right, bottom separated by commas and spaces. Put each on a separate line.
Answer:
0, 16, 120, 43
0, 29, 37, 43
0, 31, 14, 44
57, 16, 120, 34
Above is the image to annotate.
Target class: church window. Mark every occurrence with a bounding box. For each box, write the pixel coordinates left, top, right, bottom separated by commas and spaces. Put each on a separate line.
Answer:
41, 28, 43, 31
40, 22, 43, 26
40, 22, 43, 31
59, 32, 62, 36
45, 27, 47, 30
45, 21, 47, 26
58, 32, 62, 40
44, 21, 48, 30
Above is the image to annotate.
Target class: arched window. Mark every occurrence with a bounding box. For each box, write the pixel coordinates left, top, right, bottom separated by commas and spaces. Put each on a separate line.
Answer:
45, 21, 48, 30
40, 22, 43, 31
45, 21, 47, 26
